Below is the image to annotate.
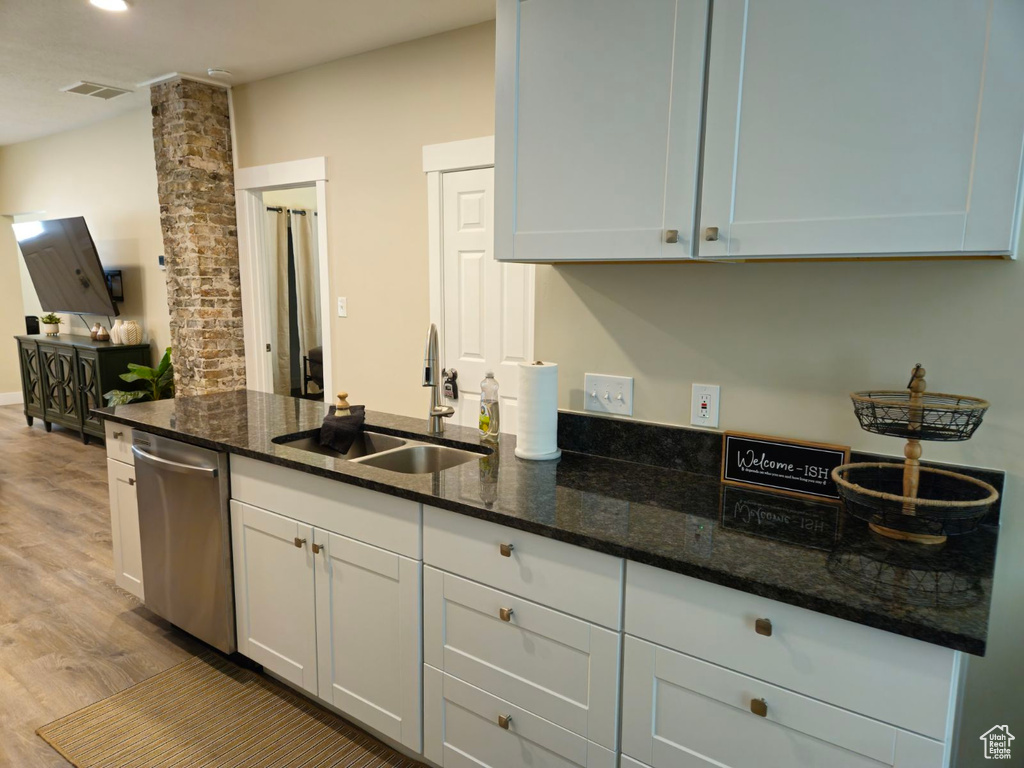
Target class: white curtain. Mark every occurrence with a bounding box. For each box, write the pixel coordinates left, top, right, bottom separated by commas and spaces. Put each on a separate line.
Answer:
290, 209, 322, 393
263, 207, 322, 396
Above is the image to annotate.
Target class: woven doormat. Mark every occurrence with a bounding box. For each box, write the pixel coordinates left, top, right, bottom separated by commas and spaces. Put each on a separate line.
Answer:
37, 652, 424, 768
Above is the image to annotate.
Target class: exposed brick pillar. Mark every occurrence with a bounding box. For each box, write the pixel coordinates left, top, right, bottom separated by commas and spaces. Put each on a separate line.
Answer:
150, 77, 245, 396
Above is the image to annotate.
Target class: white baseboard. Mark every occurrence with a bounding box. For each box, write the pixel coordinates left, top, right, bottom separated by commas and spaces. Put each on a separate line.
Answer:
0, 392, 24, 407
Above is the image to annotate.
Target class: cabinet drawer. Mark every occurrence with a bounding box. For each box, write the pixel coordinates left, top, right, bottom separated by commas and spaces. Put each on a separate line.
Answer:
424, 666, 615, 768
424, 506, 622, 628
230, 455, 420, 558
104, 421, 134, 464
424, 567, 618, 750
625, 562, 957, 739
622, 636, 945, 768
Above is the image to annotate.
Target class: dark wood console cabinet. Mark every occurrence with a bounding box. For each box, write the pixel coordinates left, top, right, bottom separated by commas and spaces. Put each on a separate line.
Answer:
15, 335, 151, 444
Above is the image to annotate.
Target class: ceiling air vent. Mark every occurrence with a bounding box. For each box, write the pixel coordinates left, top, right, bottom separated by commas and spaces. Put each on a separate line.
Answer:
60, 81, 132, 100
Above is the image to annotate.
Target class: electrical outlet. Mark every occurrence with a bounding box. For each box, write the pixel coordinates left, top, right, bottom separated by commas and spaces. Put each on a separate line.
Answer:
584, 373, 634, 416
690, 383, 720, 428
337, 297, 347, 317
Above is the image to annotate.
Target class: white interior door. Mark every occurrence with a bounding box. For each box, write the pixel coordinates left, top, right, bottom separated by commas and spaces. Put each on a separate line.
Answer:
441, 167, 533, 434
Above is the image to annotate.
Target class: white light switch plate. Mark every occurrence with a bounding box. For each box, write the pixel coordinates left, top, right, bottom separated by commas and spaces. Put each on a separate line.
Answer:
337, 297, 347, 317
585, 373, 634, 416
690, 383, 720, 428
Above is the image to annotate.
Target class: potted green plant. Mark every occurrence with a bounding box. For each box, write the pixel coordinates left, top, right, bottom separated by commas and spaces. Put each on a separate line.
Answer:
104, 347, 175, 405
40, 313, 61, 336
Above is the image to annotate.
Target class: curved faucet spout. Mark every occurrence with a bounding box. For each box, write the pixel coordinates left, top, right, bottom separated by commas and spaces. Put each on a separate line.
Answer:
423, 323, 454, 433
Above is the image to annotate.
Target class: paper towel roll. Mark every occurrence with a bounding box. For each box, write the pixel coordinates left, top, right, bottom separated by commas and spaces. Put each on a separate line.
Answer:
516, 361, 562, 461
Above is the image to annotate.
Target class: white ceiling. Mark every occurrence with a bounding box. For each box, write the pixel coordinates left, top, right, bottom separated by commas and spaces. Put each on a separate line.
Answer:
0, 0, 495, 146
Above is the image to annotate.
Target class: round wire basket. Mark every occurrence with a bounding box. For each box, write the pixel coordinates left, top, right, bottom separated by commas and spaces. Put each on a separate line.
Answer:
832, 462, 999, 538
850, 391, 989, 441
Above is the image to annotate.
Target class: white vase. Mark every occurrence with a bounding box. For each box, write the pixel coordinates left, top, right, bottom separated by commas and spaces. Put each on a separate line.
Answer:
42, 323, 59, 337
110, 319, 124, 345
121, 320, 142, 346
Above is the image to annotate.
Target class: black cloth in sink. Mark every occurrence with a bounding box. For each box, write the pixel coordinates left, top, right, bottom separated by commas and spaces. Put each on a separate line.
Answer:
320, 405, 366, 454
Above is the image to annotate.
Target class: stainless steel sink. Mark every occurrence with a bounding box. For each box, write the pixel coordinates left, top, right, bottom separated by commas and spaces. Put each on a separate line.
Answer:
353, 444, 483, 474
273, 431, 406, 460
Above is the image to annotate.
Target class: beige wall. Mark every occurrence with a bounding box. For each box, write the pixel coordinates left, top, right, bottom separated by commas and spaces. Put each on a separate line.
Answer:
263, 186, 318, 212
536, 255, 1024, 762
231, 22, 495, 414
0, 219, 26, 394
0, 107, 170, 366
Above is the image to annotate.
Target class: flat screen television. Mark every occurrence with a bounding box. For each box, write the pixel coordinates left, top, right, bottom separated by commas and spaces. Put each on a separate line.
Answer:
13, 217, 119, 317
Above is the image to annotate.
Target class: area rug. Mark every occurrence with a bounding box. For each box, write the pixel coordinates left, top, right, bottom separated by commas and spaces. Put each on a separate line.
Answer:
37, 651, 424, 767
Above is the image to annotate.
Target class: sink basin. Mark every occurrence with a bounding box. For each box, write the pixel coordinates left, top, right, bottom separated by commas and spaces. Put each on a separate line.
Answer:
273, 431, 406, 460
354, 444, 483, 474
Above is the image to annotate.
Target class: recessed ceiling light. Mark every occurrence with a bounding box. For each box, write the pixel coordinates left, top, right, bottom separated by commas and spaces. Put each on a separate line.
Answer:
89, 0, 129, 11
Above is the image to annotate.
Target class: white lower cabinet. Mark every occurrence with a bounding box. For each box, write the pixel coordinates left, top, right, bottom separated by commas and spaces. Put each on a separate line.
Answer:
424, 567, 619, 750
231, 494, 422, 752
621, 636, 945, 768
314, 530, 421, 751
424, 666, 616, 768
106, 458, 144, 600
232, 501, 318, 695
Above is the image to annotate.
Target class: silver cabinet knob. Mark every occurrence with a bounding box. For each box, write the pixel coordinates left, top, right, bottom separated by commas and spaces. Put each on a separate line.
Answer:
704, 226, 719, 241
665, 229, 679, 244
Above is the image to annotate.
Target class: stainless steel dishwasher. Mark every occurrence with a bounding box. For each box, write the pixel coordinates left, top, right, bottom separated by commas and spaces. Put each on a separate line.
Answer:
131, 431, 236, 653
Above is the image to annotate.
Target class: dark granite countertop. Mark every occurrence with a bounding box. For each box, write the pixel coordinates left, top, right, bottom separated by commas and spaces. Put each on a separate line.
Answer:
98, 390, 1001, 655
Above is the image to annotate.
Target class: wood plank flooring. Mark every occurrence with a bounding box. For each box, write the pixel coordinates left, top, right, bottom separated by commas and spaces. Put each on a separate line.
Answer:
0, 405, 204, 767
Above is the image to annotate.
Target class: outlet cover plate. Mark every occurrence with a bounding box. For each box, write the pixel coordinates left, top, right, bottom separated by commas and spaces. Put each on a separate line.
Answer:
690, 383, 720, 428
337, 297, 347, 317
585, 373, 634, 416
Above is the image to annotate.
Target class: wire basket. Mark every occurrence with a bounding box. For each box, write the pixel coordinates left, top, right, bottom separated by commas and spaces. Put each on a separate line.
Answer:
850, 391, 989, 441
833, 462, 999, 538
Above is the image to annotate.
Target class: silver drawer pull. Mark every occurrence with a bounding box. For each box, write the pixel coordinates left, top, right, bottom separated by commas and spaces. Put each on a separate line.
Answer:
755, 618, 773, 637
499, 543, 514, 557
499, 607, 514, 622
294, 537, 307, 548
750, 698, 768, 717
498, 714, 512, 730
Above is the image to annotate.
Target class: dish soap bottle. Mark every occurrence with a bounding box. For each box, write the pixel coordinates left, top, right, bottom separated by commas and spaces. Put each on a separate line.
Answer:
479, 372, 500, 442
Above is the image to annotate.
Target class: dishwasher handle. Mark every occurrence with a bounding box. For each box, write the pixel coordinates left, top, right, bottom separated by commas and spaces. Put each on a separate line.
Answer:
132, 445, 220, 477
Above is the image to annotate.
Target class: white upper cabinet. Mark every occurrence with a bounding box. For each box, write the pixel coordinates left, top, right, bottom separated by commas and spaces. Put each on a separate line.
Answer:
699, 0, 1024, 259
495, 0, 708, 261
496, 0, 1024, 262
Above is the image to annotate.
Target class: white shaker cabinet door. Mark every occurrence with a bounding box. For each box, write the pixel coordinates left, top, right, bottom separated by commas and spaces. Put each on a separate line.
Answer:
496, 0, 708, 261
699, 0, 1024, 259
107, 458, 144, 600
231, 501, 318, 696
314, 530, 422, 753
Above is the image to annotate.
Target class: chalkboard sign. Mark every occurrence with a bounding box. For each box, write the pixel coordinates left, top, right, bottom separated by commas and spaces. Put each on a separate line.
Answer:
721, 432, 849, 500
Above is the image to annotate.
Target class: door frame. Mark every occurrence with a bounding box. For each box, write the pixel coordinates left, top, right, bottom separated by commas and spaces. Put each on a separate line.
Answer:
235, 157, 333, 399
422, 136, 536, 373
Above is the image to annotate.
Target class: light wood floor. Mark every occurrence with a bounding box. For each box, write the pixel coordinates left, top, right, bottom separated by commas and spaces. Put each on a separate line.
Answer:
0, 405, 204, 767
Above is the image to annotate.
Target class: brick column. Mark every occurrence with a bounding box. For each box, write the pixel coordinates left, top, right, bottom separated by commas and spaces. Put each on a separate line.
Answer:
150, 77, 245, 396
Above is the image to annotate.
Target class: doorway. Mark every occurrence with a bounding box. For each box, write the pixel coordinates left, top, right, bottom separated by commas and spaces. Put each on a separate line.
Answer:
235, 158, 333, 401
424, 138, 535, 435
